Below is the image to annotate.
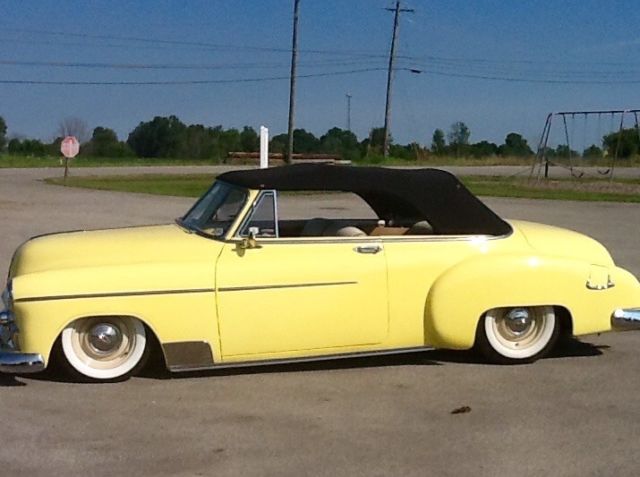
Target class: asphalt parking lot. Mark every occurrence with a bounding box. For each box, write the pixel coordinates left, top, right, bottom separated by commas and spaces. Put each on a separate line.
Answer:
1, 166, 640, 477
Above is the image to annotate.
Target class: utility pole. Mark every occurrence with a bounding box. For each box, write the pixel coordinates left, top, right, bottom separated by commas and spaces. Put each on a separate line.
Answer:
286, 0, 301, 164
383, 1, 413, 157
346, 93, 352, 131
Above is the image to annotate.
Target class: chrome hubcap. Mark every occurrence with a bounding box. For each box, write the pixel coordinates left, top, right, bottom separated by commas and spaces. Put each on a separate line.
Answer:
485, 306, 555, 358
491, 306, 548, 350
504, 308, 532, 336
73, 317, 135, 363
88, 323, 122, 354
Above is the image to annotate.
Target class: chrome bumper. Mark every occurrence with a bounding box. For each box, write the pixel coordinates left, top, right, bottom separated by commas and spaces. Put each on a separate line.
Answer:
611, 308, 640, 331
0, 351, 45, 373
0, 309, 45, 374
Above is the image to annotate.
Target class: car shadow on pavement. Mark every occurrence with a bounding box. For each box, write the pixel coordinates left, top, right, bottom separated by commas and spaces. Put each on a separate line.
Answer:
547, 337, 606, 359
8, 338, 606, 384
159, 338, 606, 380
12, 366, 79, 384
429, 337, 604, 365
150, 351, 444, 380
0, 374, 27, 387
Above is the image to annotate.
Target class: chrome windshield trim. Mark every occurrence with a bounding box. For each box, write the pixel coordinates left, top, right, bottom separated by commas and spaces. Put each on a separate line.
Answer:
174, 217, 223, 241
180, 180, 250, 240
273, 190, 280, 238
218, 281, 357, 293
14, 288, 215, 304
235, 189, 279, 239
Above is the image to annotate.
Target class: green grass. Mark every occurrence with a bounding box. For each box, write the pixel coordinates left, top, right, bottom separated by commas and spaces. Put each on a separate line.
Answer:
0, 155, 221, 168
7, 153, 640, 169
460, 176, 640, 202
45, 173, 640, 203
46, 174, 215, 197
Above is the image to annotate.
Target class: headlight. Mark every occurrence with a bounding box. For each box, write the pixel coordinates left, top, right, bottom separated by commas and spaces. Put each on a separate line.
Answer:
1, 280, 13, 311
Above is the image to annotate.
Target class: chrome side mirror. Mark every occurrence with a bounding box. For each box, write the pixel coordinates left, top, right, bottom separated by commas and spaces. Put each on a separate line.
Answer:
240, 227, 262, 250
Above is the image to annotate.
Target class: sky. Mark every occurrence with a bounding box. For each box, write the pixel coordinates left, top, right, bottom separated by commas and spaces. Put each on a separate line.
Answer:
0, 0, 639, 148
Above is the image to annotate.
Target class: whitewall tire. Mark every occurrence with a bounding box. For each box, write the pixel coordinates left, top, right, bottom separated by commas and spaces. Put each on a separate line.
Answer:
60, 316, 148, 381
476, 306, 560, 364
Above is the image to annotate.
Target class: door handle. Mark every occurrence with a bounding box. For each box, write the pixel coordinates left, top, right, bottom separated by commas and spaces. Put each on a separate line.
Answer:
355, 245, 382, 254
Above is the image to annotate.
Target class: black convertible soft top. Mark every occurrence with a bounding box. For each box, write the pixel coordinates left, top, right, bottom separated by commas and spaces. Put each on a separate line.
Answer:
218, 164, 511, 236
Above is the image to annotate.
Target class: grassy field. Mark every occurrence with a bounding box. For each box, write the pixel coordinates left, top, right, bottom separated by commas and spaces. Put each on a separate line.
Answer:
462, 175, 640, 202
3, 154, 531, 169
46, 173, 216, 197
45, 173, 640, 203
0, 155, 215, 168
5, 153, 640, 169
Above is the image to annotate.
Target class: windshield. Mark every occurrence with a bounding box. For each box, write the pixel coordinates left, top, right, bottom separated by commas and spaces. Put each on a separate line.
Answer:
180, 181, 248, 238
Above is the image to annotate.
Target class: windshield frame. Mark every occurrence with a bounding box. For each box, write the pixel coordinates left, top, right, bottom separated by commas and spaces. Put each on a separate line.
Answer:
177, 180, 250, 240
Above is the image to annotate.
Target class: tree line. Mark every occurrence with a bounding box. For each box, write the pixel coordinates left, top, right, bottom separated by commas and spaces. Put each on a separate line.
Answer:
1, 114, 638, 161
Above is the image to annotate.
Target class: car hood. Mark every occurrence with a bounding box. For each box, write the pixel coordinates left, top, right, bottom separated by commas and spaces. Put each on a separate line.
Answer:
8, 224, 224, 301
9, 224, 220, 278
509, 220, 615, 266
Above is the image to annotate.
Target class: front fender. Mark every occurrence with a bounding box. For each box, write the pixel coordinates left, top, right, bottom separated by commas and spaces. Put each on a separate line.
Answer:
424, 253, 640, 350
10, 262, 219, 367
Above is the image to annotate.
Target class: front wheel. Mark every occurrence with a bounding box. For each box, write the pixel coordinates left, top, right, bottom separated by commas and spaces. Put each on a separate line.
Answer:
476, 306, 560, 364
58, 316, 149, 381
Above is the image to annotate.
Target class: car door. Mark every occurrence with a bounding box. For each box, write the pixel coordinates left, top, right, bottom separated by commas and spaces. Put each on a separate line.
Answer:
215, 191, 389, 359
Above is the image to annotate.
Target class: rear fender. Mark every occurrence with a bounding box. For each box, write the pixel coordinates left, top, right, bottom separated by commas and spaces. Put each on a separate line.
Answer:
424, 253, 599, 349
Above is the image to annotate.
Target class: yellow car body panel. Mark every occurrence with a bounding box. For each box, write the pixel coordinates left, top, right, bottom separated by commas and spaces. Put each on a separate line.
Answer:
425, 255, 640, 349
10, 225, 223, 365
216, 239, 388, 360
3, 181, 640, 373
15, 293, 219, 365
382, 231, 530, 348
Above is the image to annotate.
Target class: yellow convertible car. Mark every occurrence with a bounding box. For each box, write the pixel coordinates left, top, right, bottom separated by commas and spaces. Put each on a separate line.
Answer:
1, 165, 640, 381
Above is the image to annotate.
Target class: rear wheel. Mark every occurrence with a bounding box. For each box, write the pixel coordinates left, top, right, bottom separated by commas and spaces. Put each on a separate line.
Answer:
59, 316, 149, 382
476, 306, 559, 364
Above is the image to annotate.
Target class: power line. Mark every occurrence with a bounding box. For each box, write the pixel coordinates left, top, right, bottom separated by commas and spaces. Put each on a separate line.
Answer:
3, 27, 640, 85
2, 56, 639, 82
4, 56, 639, 84
6, 26, 640, 68
1, 27, 389, 59
404, 58, 640, 79
0, 67, 389, 86
0, 63, 637, 86
0, 57, 387, 71
417, 69, 640, 84
400, 53, 640, 68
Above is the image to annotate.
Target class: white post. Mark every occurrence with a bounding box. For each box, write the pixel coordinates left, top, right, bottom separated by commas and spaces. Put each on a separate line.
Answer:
259, 125, 269, 169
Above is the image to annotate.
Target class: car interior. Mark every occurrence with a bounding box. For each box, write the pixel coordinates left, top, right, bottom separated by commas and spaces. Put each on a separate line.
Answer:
238, 190, 436, 239
243, 217, 434, 238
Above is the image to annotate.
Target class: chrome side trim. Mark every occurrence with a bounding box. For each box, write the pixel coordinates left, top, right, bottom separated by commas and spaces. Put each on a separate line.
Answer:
611, 308, 640, 330
218, 281, 357, 292
170, 345, 435, 373
236, 234, 502, 245
14, 288, 215, 304
0, 352, 45, 374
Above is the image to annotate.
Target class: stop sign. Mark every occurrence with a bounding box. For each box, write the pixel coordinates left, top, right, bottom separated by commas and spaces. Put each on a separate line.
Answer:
61, 136, 80, 158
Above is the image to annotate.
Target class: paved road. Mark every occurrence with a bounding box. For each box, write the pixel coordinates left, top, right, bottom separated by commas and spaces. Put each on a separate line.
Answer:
1, 166, 640, 477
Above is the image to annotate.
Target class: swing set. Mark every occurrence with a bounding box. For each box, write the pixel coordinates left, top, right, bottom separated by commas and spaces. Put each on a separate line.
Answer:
532, 109, 640, 181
